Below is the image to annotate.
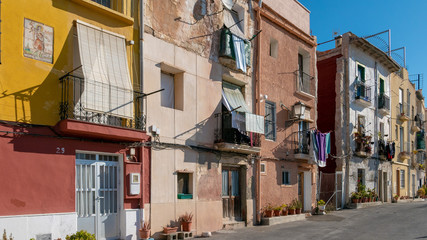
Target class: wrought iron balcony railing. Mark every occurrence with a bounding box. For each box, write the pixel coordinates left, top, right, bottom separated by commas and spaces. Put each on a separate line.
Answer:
214, 112, 261, 147
396, 102, 409, 118
378, 94, 390, 111
59, 74, 145, 130
293, 130, 310, 155
295, 70, 315, 96
355, 82, 371, 102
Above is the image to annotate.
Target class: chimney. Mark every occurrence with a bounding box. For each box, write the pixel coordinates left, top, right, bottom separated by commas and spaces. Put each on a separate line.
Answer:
335, 35, 343, 48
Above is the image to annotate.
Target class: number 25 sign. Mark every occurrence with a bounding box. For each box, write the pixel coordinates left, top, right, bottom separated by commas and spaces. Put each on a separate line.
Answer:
56, 147, 65, 154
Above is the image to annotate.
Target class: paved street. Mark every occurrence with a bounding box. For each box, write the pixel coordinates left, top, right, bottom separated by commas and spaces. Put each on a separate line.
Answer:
210, 201, 427, 240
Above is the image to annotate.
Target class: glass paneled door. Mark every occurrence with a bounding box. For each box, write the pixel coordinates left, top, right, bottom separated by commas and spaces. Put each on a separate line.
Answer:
76, 153, 120, 240
222, 167, 241, 221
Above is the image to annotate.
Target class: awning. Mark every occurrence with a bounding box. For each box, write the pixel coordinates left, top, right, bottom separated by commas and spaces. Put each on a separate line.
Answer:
75, 20, 134, 119
223, 9, 245, 39
222, 84, 264, 134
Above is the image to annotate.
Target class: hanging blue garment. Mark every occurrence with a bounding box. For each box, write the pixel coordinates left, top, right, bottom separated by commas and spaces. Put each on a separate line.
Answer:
316, 131, 327, 167
325, 133, 331, 154
310, 130, 318, 164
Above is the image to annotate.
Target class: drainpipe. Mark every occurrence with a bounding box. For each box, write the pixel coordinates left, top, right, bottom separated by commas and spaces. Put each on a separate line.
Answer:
255, 6, 262, 225
344, 55, 350, 205
139, 0, 145, 226
374, 61, 378, 192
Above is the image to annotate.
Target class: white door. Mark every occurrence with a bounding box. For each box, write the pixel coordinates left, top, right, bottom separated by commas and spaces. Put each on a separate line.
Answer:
303, 171, 312, 212
76, 153, 120, 240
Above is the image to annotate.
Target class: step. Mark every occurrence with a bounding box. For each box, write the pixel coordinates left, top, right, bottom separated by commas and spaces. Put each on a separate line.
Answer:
222, 220, 246, 230
261, 214, 306, 226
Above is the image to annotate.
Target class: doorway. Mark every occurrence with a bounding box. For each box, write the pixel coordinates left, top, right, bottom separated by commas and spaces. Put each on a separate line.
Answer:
383, 172, 388, 202
298, 172, 304, 207
76, 153, 120, 240
222, 167, 241, 221
396, 170, 401, 196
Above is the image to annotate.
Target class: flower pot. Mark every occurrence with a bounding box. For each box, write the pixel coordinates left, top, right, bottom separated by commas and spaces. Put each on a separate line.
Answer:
163, 227, 178, 234
264, 210, 273, 218
288, 209, 296, 215
358, 199, 362, 203
139, 229, 150, 239
282, 209, 288, 216
352, 198, 358, 203
296, 208, 302, 214
181, 221, 192, 232
319, 205, 325, 211
274, 210, 281, 217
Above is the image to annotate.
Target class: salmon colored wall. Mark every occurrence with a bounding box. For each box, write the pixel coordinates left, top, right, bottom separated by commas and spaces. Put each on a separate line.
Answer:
0, 122, 149, 215
0, 0, 138, 125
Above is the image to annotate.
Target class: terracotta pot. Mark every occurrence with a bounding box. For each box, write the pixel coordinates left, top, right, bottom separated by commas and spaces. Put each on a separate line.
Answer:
264, 210, 273, 218
282, 209, 288, 216
352, 198, 358, 203
139, 229, 150, 239
296, 208, 302, 214
181, 221, 192, 232
288, 209, 296, 215
358, 199, 362, 203
274, 210, 281, 216
163, 227, 178, 234
368, 197, 371, 202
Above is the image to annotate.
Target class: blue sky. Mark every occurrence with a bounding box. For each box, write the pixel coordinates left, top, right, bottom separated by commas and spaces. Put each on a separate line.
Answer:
298, 0, 427, 90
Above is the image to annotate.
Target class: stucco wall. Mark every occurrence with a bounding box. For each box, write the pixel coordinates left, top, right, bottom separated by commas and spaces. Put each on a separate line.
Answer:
261, 0, 310, 35
0, 0, 138, 126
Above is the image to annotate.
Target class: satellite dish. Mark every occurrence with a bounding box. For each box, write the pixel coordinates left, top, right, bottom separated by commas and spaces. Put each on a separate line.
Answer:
222, 0, 234, 10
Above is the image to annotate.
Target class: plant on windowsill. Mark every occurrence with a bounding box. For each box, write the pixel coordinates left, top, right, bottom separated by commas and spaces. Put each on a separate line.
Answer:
263, 203, 274, 218
179, 212, 193, 232
139, 221, 151, 239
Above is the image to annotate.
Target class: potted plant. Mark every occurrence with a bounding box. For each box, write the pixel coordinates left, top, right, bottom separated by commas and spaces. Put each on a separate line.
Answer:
179, 212, 193, 232
393, 194, 399, 202
293, 199, 302, 214
273, 205, 282, 217
263, 203, 274, 218
281, 204, 288, 216
288, 202, 296, 215
139, 221, 151, 240
317, 200, 326, 212
351, 192, 359, 203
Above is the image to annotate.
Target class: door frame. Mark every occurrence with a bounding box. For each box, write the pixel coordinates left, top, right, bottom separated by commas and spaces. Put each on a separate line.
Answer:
221, 165, 244, 221
75, 151, 123, 240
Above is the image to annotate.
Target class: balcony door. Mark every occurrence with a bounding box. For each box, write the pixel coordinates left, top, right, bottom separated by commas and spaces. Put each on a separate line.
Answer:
222, 167, 241, 221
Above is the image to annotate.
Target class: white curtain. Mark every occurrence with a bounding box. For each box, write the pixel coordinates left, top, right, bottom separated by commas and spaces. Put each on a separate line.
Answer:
161, 72, 174, 108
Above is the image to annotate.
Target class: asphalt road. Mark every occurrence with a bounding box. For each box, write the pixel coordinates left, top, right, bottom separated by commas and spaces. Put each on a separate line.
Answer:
209, 201, 427, 240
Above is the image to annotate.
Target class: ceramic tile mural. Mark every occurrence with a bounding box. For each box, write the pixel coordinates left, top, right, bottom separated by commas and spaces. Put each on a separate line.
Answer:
23, 18, 53, 63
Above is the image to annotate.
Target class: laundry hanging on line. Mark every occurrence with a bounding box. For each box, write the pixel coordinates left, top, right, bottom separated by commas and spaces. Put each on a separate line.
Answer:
309, 130, 331, 167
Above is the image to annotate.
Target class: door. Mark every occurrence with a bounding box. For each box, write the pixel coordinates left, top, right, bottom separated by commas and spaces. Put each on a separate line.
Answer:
76, 153, 120, 240
298, 172, 304, 206
378, 170, 383, 201
412, 174, 416, 197
335, 171, 343, 210
396, 170, 401, 196
383, 173, 388, 202
222, 167, 241, 221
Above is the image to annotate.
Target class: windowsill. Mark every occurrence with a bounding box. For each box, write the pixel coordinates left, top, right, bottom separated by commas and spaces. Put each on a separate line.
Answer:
295, 90, 315, 99
71, 0, 134, 25
280, 184, 292, 188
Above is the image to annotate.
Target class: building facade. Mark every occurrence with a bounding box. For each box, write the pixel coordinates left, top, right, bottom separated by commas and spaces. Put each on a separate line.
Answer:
0, 1, 150, 239
317, 32, 400, 205
254, 0, 318, 216
390, 68, 418, 198
143, 0, 263, 236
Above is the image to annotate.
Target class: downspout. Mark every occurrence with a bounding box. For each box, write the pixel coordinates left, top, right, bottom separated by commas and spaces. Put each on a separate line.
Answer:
344, 56, 350, 205
255, 6, 262, 225
374, 62, 378, 192
139, 0, 145, 225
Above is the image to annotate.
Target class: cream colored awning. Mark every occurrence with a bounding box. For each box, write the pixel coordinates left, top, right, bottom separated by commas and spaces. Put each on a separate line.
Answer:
75, 20, 133, 119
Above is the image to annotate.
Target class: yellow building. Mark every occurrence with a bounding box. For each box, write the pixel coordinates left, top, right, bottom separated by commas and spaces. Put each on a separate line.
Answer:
390, 68, 418, 198
0, 1, 151, 240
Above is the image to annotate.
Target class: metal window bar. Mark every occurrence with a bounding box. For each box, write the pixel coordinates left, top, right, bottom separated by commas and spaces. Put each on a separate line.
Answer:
378, 94, 390, 111
295, 70, 314, 96
355, 82, 371, 102
293, 130, 310, 154
214, 112, 261, 147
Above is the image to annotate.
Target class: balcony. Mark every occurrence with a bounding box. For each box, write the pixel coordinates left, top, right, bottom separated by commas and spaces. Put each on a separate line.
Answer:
354, 133, 372, 158
354, 82, 371, 107
292, 131, 311, 161
398, 142, 411, 161
59, 74, 145, 132
378, 94, 390, 115
396, 103, 410, 122
214, 112, 261, 154
378, 139, 387, 160
295, 71, 315, 98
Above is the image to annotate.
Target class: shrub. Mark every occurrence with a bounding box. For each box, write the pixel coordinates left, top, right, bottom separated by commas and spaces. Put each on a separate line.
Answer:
417, 188, 426, 197
66, 230, 95, 240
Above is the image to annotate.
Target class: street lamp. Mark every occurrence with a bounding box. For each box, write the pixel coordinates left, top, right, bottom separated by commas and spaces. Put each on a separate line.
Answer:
293, 101, 306, 119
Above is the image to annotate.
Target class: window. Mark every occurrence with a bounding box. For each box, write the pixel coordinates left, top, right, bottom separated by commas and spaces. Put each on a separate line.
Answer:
93, 0, 111, 7
270, 38, 278, 58
380, 122, 384, 139
379, 78, 385, 94
160, 70, 184, 110
357, 115, 366, 134
260, 163, 266, 174
395, 125, 399, 140
400, 170, 405, 188
265, 101, 276, 141
400, 127, 404, 151
399, 88, 403, 104
357, 169, 365, 186
177, 172, 193, 199
282, 171, 290, 185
